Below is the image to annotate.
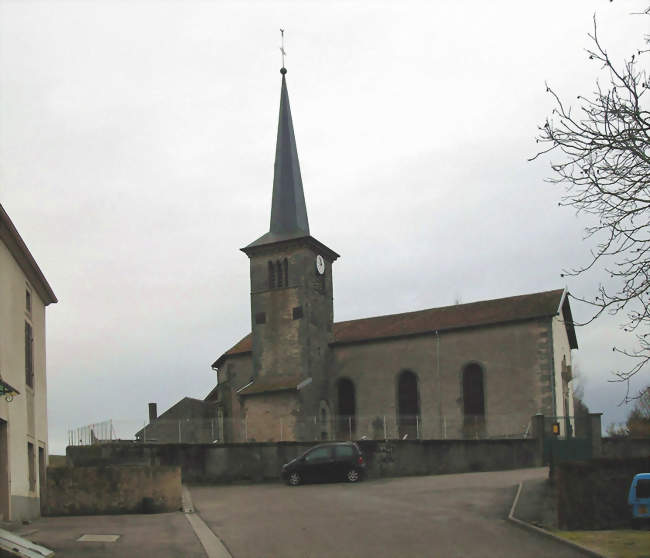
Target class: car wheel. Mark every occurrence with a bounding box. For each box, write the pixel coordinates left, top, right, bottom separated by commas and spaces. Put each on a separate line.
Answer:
288, 472, 301, 486
346, 469, 360, 483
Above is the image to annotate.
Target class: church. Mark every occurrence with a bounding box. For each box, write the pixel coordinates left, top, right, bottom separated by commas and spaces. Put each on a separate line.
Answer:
198, 66, 578, 444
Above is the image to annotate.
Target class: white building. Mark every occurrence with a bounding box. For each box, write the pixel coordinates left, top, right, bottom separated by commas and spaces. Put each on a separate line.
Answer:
0, 203, 57, 521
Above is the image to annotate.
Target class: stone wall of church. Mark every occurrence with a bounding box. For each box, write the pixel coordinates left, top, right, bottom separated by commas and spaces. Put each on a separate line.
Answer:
217, 354, 253, 443
215, 317, 569, 442
328, 318, 555, 439
246, 240, 336, 429
248, 243, 334, 387
241, 392, 300, 442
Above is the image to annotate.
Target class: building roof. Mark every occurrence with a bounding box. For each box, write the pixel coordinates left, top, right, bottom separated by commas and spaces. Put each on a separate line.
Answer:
236, 374, 304, 396
135, 397, 218, 438
0, 203, 57, 305
245, 69, 310, 251
334, 288, 577, 347
211, 288, 577, 369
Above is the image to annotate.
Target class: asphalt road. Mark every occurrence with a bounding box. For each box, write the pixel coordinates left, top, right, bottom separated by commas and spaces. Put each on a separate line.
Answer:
190, 468, 585, 558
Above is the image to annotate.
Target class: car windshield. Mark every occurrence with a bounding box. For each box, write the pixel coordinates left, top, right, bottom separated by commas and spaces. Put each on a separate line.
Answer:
636, 479, 650, 499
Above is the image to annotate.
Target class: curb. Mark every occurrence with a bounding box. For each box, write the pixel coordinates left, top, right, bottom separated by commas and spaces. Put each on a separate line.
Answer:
182, 485, 232, 558
507, 482, 608, 558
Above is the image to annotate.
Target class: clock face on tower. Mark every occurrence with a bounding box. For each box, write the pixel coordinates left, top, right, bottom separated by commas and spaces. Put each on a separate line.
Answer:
315, 254, 325, 275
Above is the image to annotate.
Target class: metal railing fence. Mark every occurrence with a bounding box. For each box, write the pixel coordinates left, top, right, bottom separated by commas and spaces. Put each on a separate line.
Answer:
67, 420, 115, 446
68, 413, 534, 446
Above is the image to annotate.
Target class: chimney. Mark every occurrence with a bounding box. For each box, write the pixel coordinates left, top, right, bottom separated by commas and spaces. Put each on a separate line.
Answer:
148, 402, 157, 422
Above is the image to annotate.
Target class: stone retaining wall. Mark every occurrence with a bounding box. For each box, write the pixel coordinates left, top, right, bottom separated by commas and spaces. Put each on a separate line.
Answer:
601, 437, 650, 459
67, 439, 540, 483
556, 456, 650, 530
44, 465, 181, 516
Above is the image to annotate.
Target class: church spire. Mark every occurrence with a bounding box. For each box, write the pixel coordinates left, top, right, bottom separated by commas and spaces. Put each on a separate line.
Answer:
269, 67, 309, 236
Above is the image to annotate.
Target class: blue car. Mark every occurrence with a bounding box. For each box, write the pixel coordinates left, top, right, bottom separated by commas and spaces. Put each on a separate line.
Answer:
628, 473, 650, 526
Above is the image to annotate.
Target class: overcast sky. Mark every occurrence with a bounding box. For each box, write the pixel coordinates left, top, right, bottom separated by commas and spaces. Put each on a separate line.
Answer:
1, 1, 648, 454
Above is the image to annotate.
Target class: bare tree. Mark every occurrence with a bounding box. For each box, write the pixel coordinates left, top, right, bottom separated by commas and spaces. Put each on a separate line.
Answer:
531, 9, 650, 400
606, 384, 650, 437
572, 364, 591, 436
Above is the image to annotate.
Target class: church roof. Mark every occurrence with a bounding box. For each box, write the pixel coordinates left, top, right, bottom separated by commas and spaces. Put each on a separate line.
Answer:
236, 374, 304, 396
245, 69, 310, 250
211, 288, 577, 368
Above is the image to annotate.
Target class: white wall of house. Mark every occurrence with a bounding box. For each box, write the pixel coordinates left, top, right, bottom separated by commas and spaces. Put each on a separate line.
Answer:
0, 236, 49, 521
552, 312, 575, 436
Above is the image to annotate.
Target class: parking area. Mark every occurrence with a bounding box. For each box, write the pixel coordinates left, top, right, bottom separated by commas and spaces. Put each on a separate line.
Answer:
11, 468, 590, 558
189, 467, 585, 558
21, 512, 206, 558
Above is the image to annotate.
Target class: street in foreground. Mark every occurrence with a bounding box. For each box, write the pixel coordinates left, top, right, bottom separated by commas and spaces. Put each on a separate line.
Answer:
11, 467, 608, 558
191, 467, 584, 558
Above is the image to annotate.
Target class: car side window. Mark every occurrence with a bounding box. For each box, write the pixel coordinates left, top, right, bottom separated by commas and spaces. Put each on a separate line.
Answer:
335, 445, 355, 458
304, 447, 331, 462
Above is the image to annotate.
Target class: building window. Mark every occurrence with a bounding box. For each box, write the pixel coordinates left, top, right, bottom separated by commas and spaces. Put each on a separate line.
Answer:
397, 370, 420, 439
255, 312, 266, 324
292, 306, 303, 320
25, 322, 34, 388
27, 442, 36, 491
268, 261, 275, 289
25, 289, 32, 314
283, 258, 289, 286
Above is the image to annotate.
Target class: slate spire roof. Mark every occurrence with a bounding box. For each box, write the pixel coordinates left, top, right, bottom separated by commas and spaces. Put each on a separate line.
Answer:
270, 69, 309, 236
245, 68, 311, 249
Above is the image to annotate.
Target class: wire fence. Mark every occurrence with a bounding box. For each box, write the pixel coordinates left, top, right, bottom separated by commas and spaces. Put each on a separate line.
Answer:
69, 413, 536, 446
67, 420, 115, 446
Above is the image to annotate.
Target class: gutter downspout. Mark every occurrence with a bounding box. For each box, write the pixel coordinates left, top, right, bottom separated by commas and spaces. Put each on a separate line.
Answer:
435, 330, 443, 437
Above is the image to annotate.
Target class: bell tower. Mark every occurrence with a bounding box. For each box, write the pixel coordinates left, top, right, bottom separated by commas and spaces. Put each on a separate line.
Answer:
239, 65, 338, 439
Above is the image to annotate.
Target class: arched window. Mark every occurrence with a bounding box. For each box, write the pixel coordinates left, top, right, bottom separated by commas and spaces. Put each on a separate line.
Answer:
268, 261, 275, 289
397, 370, 419, 439
462, 363, 485, 416
336, 378, 356, 439
283, 258, 289, 287
462, 363, 485, 437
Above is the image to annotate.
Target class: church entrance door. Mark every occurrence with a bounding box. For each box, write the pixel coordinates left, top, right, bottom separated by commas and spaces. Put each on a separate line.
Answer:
336, 379, 355, 440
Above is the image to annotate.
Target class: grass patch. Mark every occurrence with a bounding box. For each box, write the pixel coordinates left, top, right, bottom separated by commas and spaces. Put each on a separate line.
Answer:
555, 530, 650, 558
